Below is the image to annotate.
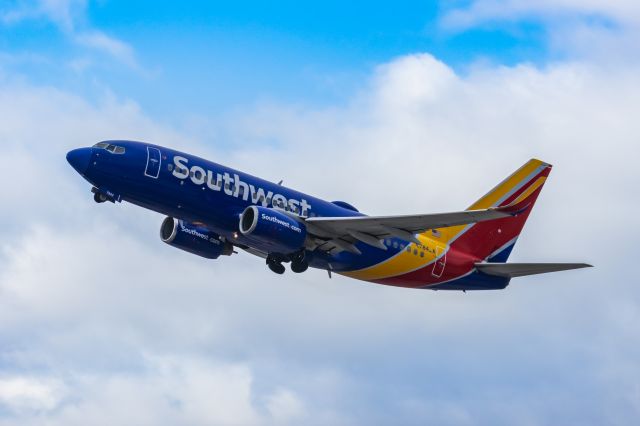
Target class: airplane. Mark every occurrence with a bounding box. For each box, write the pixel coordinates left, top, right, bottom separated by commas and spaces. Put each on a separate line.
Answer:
66, 140, 591, 291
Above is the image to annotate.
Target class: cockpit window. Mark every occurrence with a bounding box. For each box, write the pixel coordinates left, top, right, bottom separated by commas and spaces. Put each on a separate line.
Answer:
93, 142, 125, 154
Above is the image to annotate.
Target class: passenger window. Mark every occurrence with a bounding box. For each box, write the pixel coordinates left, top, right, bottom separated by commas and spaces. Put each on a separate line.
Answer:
420, 252, 424, 257
413, 249, 418, 255
168, 164, 174, 171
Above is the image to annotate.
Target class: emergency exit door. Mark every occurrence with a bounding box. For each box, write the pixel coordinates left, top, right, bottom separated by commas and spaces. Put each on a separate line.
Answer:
431, 245, 447, 278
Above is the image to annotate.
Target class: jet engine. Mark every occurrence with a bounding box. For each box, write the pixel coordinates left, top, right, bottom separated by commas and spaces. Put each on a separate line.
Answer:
239, 206, 306, 254
160, 217, 233, 259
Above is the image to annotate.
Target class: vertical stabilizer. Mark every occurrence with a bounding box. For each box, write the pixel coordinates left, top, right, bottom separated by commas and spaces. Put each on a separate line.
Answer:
441, 159, 552, 262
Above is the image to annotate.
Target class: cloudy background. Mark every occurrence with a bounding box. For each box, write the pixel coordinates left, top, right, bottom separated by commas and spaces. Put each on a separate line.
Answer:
0, 1, 638, 424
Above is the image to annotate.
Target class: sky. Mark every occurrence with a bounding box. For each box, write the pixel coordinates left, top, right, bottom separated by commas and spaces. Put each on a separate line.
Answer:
0, 1, 639, 425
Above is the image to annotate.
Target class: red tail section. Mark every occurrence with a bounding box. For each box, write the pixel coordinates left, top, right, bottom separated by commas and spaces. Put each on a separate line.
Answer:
448, 159, 552, 263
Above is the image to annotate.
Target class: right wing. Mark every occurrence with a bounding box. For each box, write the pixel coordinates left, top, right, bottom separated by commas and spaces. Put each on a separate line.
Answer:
475, 262, 592, 278
304, 201, 528, 254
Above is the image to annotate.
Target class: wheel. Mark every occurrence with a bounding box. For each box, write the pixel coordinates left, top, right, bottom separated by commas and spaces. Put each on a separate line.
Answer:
93, 192, 107, 203
268, 261, 285, 275
290, 250, 308, 273
291, 260, 308, 273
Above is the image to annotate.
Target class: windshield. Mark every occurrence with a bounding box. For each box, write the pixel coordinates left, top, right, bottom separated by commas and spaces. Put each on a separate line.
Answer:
93, 142, 125, 154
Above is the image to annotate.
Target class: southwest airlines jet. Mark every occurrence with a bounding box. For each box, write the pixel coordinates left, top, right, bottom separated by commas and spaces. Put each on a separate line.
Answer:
66, 141, 590, 291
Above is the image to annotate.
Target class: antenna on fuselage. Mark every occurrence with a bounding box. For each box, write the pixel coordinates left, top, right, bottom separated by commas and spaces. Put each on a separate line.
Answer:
277, 180, 283, 185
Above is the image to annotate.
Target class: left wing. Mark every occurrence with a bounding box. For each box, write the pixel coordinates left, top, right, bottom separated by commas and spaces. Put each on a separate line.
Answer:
304, 203, 525, 254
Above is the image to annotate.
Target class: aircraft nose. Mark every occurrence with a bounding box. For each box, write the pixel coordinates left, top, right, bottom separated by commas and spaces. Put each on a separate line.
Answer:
66, 147, 92, 175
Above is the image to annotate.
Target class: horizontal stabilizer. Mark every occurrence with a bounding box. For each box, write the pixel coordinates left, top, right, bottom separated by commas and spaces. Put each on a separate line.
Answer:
476, 262, 592, 278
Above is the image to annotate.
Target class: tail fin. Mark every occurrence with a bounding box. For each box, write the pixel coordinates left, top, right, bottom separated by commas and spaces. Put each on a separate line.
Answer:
444, 159, 552, 262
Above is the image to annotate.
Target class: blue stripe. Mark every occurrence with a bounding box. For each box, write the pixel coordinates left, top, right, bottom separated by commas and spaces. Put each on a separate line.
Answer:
429, 271, 510, 291
488, 242, 516, 263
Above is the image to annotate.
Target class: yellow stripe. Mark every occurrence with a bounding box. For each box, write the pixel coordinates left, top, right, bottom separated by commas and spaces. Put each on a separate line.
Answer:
438, 158, 546, 242
468, 159, 546, 210
511, 176, 546, 205
344, 159, 548, 281
342, 234, 441, 281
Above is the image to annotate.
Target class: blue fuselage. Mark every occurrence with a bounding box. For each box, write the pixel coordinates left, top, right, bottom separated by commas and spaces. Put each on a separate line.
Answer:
67, 141, 578, 291
67, 140, 405, 273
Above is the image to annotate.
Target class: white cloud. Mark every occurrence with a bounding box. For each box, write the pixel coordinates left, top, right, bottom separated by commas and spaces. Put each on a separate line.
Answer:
0, 358, 274, 426
0, 0, 139, 69
265, 388, 305, 425
74, 31, 138, 69
0, 0, 85, 31
441, 0, 640, 63
442, 0, 640, 29
0, 50, 639, 424
0, 377, 65, 414
38, 0, 84, 31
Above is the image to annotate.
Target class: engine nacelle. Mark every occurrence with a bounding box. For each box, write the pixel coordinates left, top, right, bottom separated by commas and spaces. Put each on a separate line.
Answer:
160, 217, 233, 259
239, 206, 306, 254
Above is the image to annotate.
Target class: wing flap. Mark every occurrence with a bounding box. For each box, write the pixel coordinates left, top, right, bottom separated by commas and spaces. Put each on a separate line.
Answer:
475, 262, 592, 278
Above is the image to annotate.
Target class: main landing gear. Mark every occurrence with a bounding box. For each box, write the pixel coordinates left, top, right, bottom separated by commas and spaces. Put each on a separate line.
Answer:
290, 251, 309, 273
267, 256, 286, 275
266, 250, 309, 275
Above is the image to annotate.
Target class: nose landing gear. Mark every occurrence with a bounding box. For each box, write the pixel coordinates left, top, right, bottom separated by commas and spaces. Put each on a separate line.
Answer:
93, 192, 108, 203
91, 187, 122, 204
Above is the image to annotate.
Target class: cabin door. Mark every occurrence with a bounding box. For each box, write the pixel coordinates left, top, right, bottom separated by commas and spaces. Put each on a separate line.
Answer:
144, 146, 162, 178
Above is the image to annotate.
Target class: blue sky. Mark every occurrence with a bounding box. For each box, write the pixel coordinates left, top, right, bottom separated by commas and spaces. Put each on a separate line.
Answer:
0, 1, 639, 425
0, 1, 551, 120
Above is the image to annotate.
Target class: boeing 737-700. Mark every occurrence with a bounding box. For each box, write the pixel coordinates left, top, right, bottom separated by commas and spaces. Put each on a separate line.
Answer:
66, 141, 590, 290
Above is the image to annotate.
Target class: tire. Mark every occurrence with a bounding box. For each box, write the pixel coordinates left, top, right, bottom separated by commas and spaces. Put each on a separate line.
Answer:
291, 260, 308, 273
268, 261, 286, 275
